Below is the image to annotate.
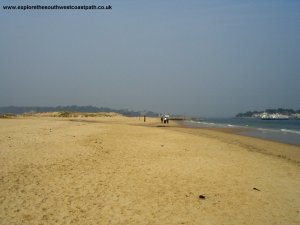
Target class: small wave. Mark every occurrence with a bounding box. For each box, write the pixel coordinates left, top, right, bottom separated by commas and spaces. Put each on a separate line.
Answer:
188, 121, 216, 126
257, 127, 285, 134
188, 120, 247, 129
198, 122, 216, 125
255, 127, 300, 135
280, 129, 300, 135
227, 124, 236, 127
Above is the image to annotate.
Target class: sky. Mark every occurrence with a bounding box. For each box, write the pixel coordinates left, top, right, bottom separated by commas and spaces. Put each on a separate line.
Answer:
0, 0, 299, 117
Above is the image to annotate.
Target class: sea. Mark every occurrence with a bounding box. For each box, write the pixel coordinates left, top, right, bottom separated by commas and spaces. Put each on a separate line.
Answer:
183, 118, 300, 146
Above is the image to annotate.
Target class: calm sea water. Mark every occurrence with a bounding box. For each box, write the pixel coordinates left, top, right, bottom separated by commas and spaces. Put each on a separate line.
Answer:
184, 118, 300, 146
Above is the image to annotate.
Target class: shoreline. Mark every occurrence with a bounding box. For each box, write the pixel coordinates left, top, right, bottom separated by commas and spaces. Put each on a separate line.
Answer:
168, 125, 300, 164
179, 119, 300, 146
156, 120, 300, 167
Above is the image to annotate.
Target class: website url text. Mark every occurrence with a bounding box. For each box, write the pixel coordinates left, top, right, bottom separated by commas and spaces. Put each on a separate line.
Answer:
3, 5, 112, 11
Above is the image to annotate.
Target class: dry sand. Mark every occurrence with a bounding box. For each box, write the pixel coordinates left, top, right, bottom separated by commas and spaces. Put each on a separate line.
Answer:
0, 115, 300, 225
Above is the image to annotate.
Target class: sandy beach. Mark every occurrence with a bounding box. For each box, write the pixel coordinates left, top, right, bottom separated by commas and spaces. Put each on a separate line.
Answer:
1, 115, 300, 225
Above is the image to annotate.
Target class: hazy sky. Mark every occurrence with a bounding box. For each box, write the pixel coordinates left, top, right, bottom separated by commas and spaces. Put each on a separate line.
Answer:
1, 0, 299, 117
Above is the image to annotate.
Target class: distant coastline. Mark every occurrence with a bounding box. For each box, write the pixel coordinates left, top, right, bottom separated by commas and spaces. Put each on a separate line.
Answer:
0, 105, 158, 117
236, 108, 300, 120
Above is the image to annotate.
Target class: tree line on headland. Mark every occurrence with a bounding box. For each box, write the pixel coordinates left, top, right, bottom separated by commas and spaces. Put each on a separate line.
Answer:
236, 108, 300, 118
0, 106, 158, 117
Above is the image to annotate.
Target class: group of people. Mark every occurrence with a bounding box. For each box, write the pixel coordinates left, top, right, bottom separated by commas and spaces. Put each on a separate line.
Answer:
161, 115, 170, 124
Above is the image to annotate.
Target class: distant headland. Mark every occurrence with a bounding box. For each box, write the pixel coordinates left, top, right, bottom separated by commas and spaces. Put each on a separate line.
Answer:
236, 108, 300, 120
0, 105, 158, 117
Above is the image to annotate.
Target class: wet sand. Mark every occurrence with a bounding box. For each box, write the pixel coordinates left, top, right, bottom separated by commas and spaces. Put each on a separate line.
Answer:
1, 115, 300, 225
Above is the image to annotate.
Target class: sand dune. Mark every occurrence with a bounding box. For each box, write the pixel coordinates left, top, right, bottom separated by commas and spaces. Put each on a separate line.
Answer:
1, 116, 299, 225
